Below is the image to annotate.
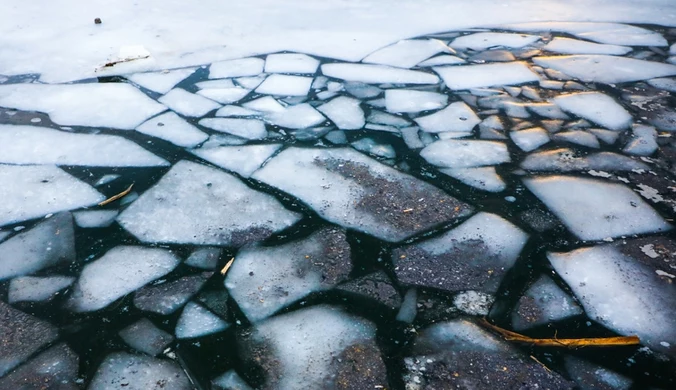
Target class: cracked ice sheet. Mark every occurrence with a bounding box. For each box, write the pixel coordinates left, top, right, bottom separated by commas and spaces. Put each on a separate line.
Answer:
0, 125, 169, 166
533, 55, 676, 84
434, 62, 539, 90
497, 22, 668, 46
0, 165, 104, 227
127, 67, 196, 94
0, 83, 166, 130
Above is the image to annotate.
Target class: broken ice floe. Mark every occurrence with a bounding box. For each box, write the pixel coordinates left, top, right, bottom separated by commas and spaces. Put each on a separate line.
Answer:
321, 63, 439, 84
209, 58, 265, 79
362, 39, 444, 68
89, 352, 191, 390
265, 53, 319, 74
159, 88, 221, 117
421, 139, 510, 168
510, 127, 550, 152
552, 130, 600, 148
128, 68, 196, 94
134, 273, 211, 315
450, 32, 540, 50
255, 74, 313, 96
252, 147, 473, 242
336, 271, 401, 310
543, 37, 632, 56
511, 275, 583, 331
198, 118, 267, 139
185, 247, 221, 270
534, 55, 676, 84
564, 356, 632, 390
119, 318, 174, 356
176, 301, 229, 339
553, 92, 632, 130
264, 103, 325, 129
434, 62, 539, 90
623, 124, 658, 156
136, 111, 209, 147
192, 144, 282, 178
212, 370, 254, 390
439, 166, 507, 192
317, 96, 365, 130
500, 22, 667, 46
414, 101, 480, 133
520, 149, 648, 172
417, 54, 466, 66
8, 275, 75, 304
0, 343, 79, 389
196, 86, 251, 104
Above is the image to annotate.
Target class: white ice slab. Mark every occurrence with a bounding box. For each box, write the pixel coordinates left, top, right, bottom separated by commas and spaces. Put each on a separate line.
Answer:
511, 275, 582, 330
136, 111, 208, 147
351, 138, 396, 159
510, 127, 550, 152
533, 55, 676, 84
8, 275, 75, 303
215, 105, 258, 117
317, 96, 365, 130
543, 37, 631, 56
119, 318, 174, 356
0, 165, 104, 227
89, 352, 190, 390
417, 55, 466, 67
209, 58, 264, 79
553, 131, 600, 148
196, 79, 235, 89
434, 62, 539, 90
255, 74, 313, 96
362, 39, 444, 68
521, 149, 648, 172
322, 63, 439, 84
265, 53, 319, 74
264, 103, 326, 129
66, 246, 180, 312
191, 144, 282, 177
385, 89, 447, 113
553, 92, 632, 131
623, 124, 658, 156
196, 87, 251, 104
450, 32, 540, 50
421, 139, 510, 168
199, 118, 267, 140
368, 110, 411, 127
128, 68, 196, 94
439, 166, 506, 192
647, 77, 676, 93
176, 302, 229, 338
524, 176, 671, 241
499, 22, 667, 46
117, 160, 301, 246
73, 210, 119, 228
0, 83, 166, 130
242, 96, 286, 112
414, 101, 480, 133
159, 88, 221, 117
0, 125, 169, 167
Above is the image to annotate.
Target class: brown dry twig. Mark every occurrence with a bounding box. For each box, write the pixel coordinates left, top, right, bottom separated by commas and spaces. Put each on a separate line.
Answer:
479, 319, 640, 348
98, 184, 134, 206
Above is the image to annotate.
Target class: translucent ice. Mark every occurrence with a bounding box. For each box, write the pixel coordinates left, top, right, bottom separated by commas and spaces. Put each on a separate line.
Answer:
215, 105, 259, 117
564, 356, 632, 390
543, 37, 631, 55
136, 111, 208, 147
8, 275, 75, 303
524, 176, 671, 241
434, 62, 540, 90
176, 301, 229, 339
351, 138, 396, 159
255, 74, 313, 96
321, 63, 439, 84
554, 92, 632, 131
534, 55, 676, 84
128, 68, 196, 94
385, 89, 447, 113
242, 96, 286, 112
119, 318, 174, 356
89, 352, 190, 390
362, 39, 444, 68
212, 370, 253, 390
439, 166, 506, 192
317, 96, 365, 130
159, 88, 221, 117
421, 139, 510, 168
198, 118, 267, 140
521, 149, 648, 172
265, 53, 319, 73
510, 127, 550, 152
414, 101, 480, 133
647, 77, 676, 93
367, 110, 411, 127
450, 32, 540, 50
66, 246, 180, 312
192, 144, 282, 177
209, 58, 265, 79
511, 275, 582, 331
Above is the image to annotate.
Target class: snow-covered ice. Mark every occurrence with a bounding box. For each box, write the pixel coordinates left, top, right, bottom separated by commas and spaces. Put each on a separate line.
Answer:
534, 55, 676, 84
543, 37, 631, 55
128, 68, 196, 94
209, 58, 264, 79
414, 101, 480, 133
242, 96, 286, 112
264, 53, 319, 74
198, 118, 267, 140
385, 89, 447, 113
421, 139, 510, 168
119, 318, 174, 356
159, 88, 221, 117
623, 124, 658, 156
511, 275, 582, 330
317, 96, 365, 129
553, 92, 632, 130
362, 39, 444, 68
450, 32, 540, 50
136, 111, 208, 147
176, 301, 229, 338
8, 275, 75, 303
321, 63, 439, 84
255, 74, 313, 96
192, 144, 282, 177
434, 62, 540, 90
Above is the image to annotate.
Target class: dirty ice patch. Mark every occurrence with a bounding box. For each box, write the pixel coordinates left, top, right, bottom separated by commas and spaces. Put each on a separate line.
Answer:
128, 68, 196, 94
434, 62, 539, 90
449, 32, 540, 50
321, 63, 439, 84
543, 37, 631, 56
511, 275, 583, 331
117, 160, 300, 246
553, 92, 632, 131
533, 55, 676, 84
524, 176, 671, 241
0, 125, 169, 166
362, 39, 444, 68
0, 83, 166, 130
136, 111, 208, 148
8, 275, 75, 304
252, 147, 473, 242
191, 144, 282, 178
0, 164, 104, 227
88, 352, 190, 390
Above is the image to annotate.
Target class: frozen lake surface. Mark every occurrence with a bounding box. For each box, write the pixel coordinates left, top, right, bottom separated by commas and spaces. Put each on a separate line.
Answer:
1, 1, 676, 389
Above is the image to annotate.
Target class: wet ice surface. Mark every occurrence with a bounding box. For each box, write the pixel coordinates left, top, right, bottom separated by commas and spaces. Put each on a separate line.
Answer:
1, 21, 676, 390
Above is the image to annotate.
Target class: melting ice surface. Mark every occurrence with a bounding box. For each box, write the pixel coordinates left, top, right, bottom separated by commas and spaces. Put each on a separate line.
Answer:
1, 16, 676, 390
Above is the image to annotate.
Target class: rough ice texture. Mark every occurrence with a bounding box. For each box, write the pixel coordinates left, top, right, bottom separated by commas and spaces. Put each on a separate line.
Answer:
0, 83, 166, 129
543, 37, 631, 55
66, 246, 180, 312
255, 74, 313, 96
321, 63, 439, 84
524, 176, 671, 241
240, 305, 385, 390
128, 68, 196, 93
414, 102, 480, 133
119, 318, 174, 356
439, 166, 506, 192
434, 62, 539, 90
8, 275, 75, 303
510, 127, 550, 152
553, 92, 632, 131
393, 212, 528, 294
265, 53, 319, 73
226, 227, 352, 322
520, 148, 648, 172
336, 271, 401, 310
73, 210, 119, 228
88, 352, 191, 390
648, 77, 676, 93
317, 96, 365, 129
362, 39, 443, 68
499, 22, 667, 46
548, 240, 676, 356
623, 124, 658, 156
176, 302, 229, 339
252, 147, 473, 242
450, 32, 540, 50
0, 301, 59, 376
0, 212, 75, 281
533, 55, 676, 84
0, 165, 104, 227
209, 58, 264, 79
159, 88, 221, 117
134, 273, 212, 315
0, 343, 79, 390
118, 160, 300, 246
0, 125, 168, 167
198, 118, 267, 139
192, 144, 282, 178
421, 139, 510, 168
511, 275, 582, 331
136, 111, 208, 147
385, 89, 447, 113
264, 104, 326, 129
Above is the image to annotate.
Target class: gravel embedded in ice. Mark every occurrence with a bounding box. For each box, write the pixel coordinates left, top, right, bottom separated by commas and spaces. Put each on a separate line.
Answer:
623, 124, 658, 156
553, 130, 600, 148
553, 92, 632, 131
414, 101, 480, 133
198, 118, 267, 139
0, 212, 74, 281
253, 147, 472, 242
118, 160, 300, 246
511, 275, 582, 330
185, 247, 221, 270
500, 22, 667, 46
89, 352, 191, 390
416, 55, 466, 67
450, 32, 540, 50
421, 139, 510, 168
159, 88, 221, 117
0, 83, 166, 129
8, 275, 75, 303
321, 63, 439, 84
0, 164, 104, 227
510, 127, 550, 152
66, 246, 180, 312
128, 68, 196, 94
385, 89, 447, 113
196, 87, 251, 104
209, 58, 264, 79
136, 111, 208, 147
524, 176, 671, 241
534, 55, 676, 84
439, 166, 506, 192
255, 74, 313, 96
119, 318, 174, 356
264, 103, 326, 129
264, 53, 319, 73
543, 37, 631, 55
317, 96, 365, 129
176, 302, 228, 338
134, 273, 212, 315
434, 62, 540, 90
362, 39, 444, 68
192, 144, 282, 177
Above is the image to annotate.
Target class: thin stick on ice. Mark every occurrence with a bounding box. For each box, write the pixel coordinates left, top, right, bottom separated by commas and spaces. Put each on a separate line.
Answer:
98, 184, 134, 206
220, 257, 235, 276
